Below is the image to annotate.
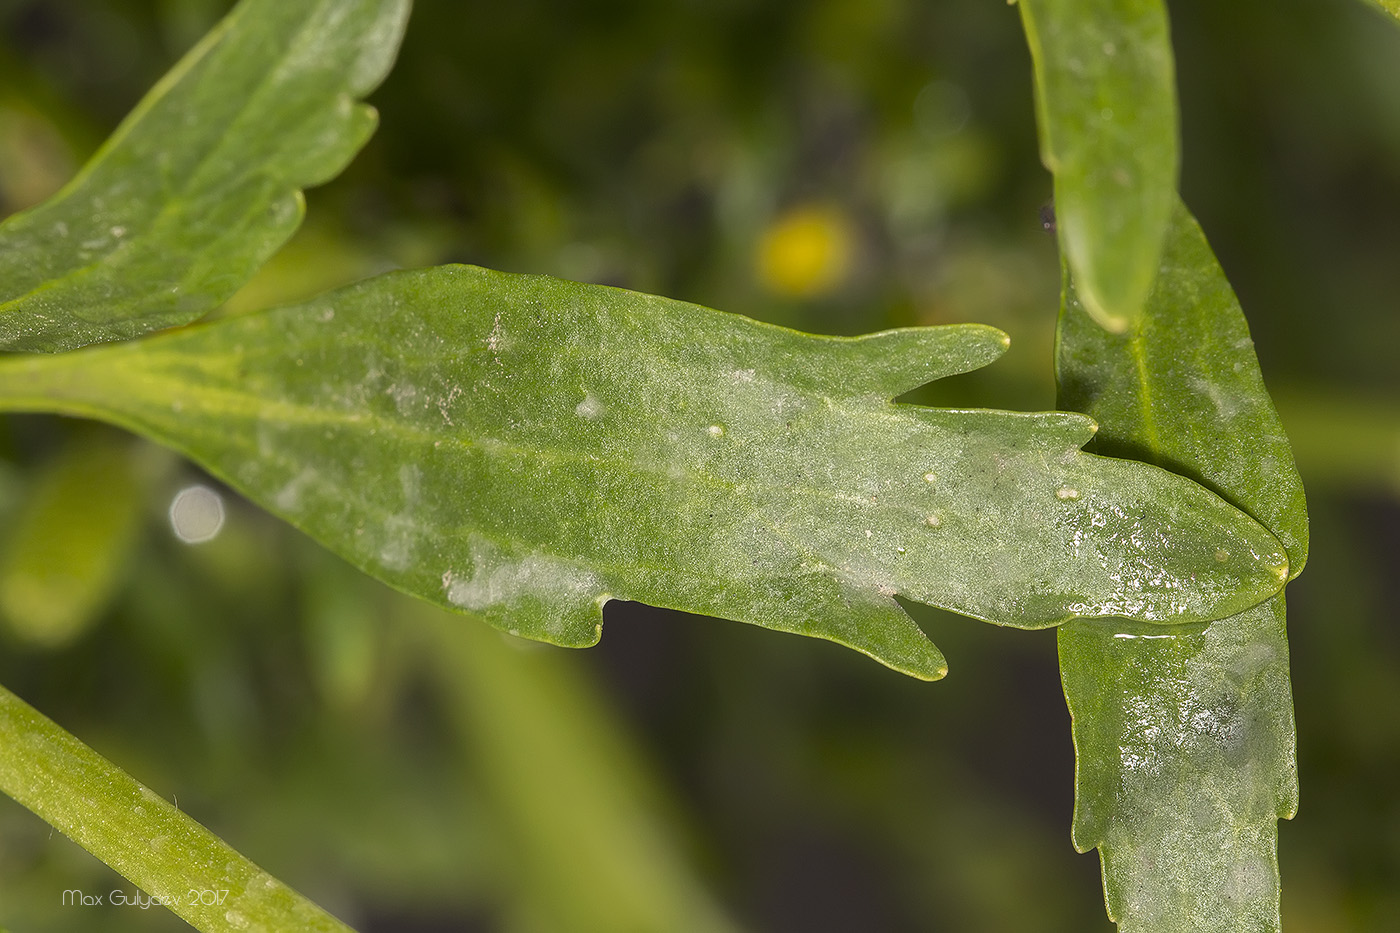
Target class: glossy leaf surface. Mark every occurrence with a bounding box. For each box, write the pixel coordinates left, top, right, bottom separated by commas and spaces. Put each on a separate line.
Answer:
0, 0, 410, 353
1057, 202, 1308, 572
0, 266, 1287, 679
1018, 0, 1178, 331
0, 682, 352, 932
1056, 199, 1305, 931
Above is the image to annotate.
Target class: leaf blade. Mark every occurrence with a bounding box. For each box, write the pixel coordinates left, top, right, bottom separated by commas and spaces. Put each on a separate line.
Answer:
0, 0, 411, 352
1018, 0, 1179, 331
1059, 600, 1295, 932
1368, 0, 1400, 22
1056, 199, 1308, 573
0, 266, 1288, 678
1055, 198, 1304, 931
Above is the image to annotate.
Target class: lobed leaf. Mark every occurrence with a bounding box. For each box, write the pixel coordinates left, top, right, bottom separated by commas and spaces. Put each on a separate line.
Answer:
1018, 0, 1178, 331
0, 681, 353, 932
1056, 198, 1305, 932
0, 0, 411, 353
0, 266, 1288, 679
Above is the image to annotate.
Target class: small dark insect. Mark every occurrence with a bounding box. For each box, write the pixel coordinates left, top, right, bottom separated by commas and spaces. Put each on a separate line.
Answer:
1039, 201, 1056, 234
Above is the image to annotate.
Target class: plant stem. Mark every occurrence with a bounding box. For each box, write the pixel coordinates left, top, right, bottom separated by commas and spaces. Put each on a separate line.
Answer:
0, 681, 354, 933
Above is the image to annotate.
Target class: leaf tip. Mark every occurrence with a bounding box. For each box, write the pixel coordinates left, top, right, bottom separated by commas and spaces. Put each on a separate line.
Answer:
1078, 288, 1135, 334
897, 656, 948, 682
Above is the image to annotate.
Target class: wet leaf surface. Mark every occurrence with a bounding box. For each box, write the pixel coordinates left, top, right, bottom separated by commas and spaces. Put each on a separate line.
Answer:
1056, 199, 1305, 932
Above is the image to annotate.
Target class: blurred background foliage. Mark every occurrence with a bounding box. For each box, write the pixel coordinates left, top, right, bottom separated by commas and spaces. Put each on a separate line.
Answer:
0, 0, 1397, 930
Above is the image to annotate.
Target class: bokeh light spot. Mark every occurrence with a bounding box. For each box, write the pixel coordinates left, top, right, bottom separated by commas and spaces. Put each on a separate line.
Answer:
169, 485, 225, 544
756, 204, 855, 298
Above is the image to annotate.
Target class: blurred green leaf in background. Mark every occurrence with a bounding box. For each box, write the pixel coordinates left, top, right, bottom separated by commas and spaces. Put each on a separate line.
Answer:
0, 432, 150, 648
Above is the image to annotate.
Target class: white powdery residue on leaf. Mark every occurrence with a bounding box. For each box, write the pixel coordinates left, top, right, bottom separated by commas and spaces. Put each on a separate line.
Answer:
485, 310, 504, 360
379, 513, 419, 571
274, 467, 319, 512
442, 538, 603, 621
399, 463, 422, 503
1190, 373, 1244, 419
386, 382, 418, 414
575, 391, 603, 419
436, 383, 464, 425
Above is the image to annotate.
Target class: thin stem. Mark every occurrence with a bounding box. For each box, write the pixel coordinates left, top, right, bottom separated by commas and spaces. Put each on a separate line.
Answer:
0, 681, 354, 933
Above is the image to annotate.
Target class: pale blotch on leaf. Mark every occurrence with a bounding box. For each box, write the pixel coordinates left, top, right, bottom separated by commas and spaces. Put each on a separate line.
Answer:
575, 392, 604, 419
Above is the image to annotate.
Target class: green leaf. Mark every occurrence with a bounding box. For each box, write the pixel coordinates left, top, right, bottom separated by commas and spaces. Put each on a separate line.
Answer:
1055, 199, 1304, 931
413, 605, 738, 933
0, 433, 147, 648
1057, 201, 1308, 573
0, 266, 1287, 679
0, 0, 411, 353
0, 681, 353, 932
1369, 0, 1400, 21
1018, 0, 1178, 332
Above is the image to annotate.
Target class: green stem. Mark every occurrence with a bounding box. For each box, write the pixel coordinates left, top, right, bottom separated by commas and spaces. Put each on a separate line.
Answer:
0, 681, 354, 933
